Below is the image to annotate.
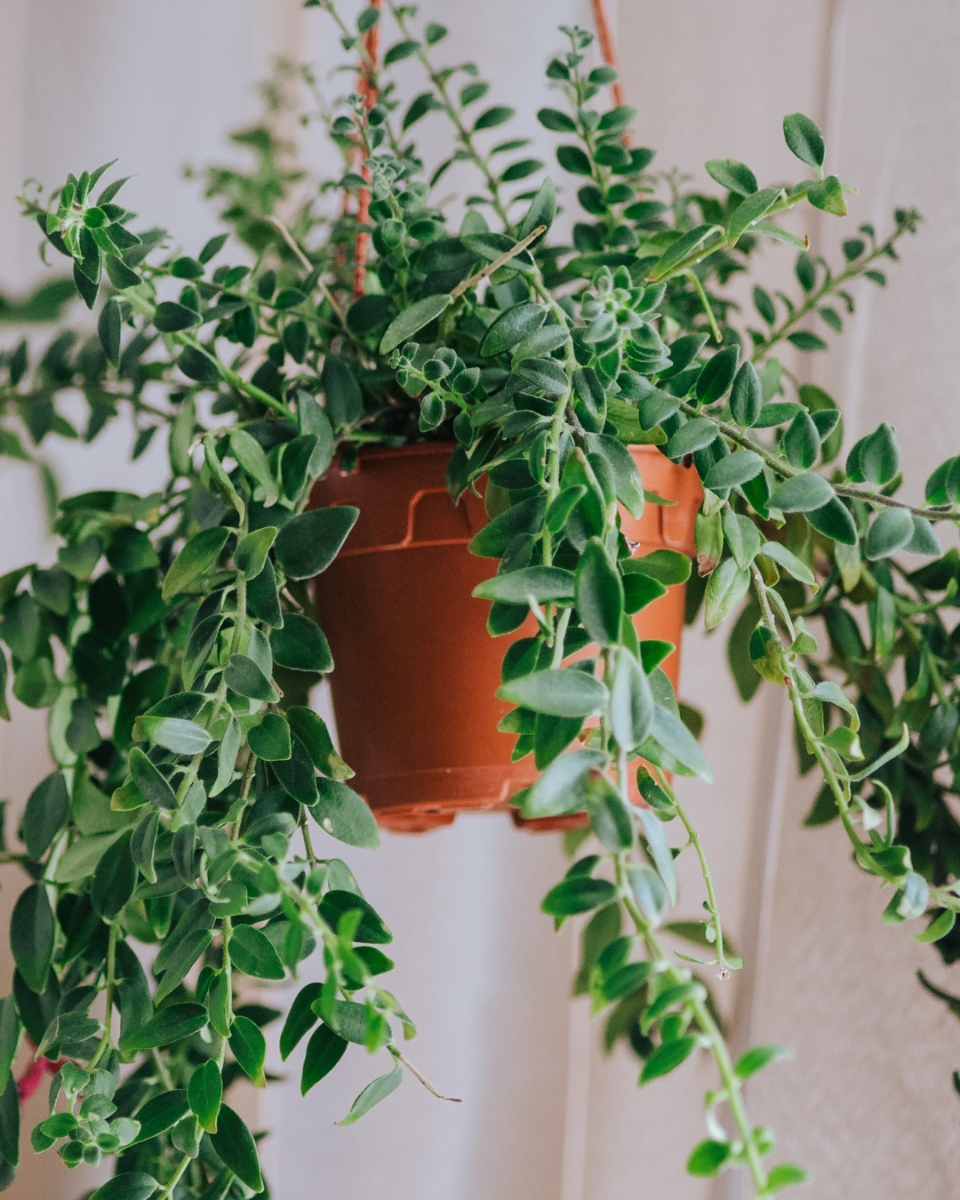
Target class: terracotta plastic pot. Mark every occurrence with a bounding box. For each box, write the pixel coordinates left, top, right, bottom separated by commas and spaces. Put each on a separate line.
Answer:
310, 443, 701, 833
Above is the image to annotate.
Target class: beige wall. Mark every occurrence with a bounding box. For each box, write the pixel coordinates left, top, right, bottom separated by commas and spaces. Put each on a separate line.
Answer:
2, 1, 960, 1198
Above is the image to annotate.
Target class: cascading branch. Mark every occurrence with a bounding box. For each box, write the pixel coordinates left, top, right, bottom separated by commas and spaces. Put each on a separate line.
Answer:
0, 4, 959, 1197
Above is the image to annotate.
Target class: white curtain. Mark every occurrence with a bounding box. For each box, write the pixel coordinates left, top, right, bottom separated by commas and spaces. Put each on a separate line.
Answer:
1, 3, 960, 1198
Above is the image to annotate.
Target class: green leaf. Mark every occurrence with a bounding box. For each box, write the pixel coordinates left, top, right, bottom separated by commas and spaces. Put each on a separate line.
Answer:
0, 998, 19, 1091
665, 418, 718, 459
750, 625, 785, 685
281, 983, 321, 1061
806, 497, 858, 546
498, 669, 607, 718
274, 506, 359, 580
704, 558, 750, 629
813, 681, 860, 732
766, 1163, 810, 1191
162, 527, 230, 602
223, 653, 279, 703
337, 1066, 403, 1125
588, 434, 645, 518
624, 549, 691, 586
188, 1059, 222, 1134
182, 614, 225, 692
520, 748, 607, 818
576, 539, 624, 648
134, 716, 211, 756
640, 1036, 699, 1083
247, 712, 291, 762
310, 779, 379, 849
301, 1023, 348, 1095
154, 301, 200, 333
768, 473, 833, 513
10, 884, 53, 993
209, 715, 241, 798
729, 362, 763, 427
734, 1043, 792, 1081
104, 254, 140, 290
479, 302, 546, 357
759, 541, 816, 587
204, 436, 244, 520
130, 1092, 190, 1144
705, 158, 757, 195
728, 187, 782, 241
515, 356, 568, 394
783, 112, 825, 169
0, 1068, 17, 1168
177, 345, 220, 386
235, 528, 277, 581
783, 410, 821, 469
474, 105, 514, 130
270, 612, 333, 672
808, 174, 846, 217
865, 507, 913, 560
210, 1104, 263, 1193
610, 649, 654, 750
128, 747, 178, 810
383, 38, 420, 65
912, 909, 956, 944
154, 929, 214, 1006
645, 705, 713, 781
787, 330, 828, 352
636, 809, 678, 906
120, 1003, 207, 1052
230, 430, 279, 506
517, 176, 557, 240
649, 225, 720, 282
319, 890, 392, 944
473, 567, 575, 605
229, 1014, 267, 1088
130, 810, 159, 884
21, 770, 69, 861
469, 496, 547, 561
13, 658, 60, 709
91, 831, 136, 919
287, 707, 354, 780
702, 451, 763, 492
98, 299, 121, 367
380, 295, 452, 354
90, 1174, 160, 1200
321, 355, 363, 428
687, 1139, 732, 1178
272, 733, 320, 805
229, 925, 285, 980
537, 107, 577, 133
542, 875, 617, 916
402, 91, 437, 130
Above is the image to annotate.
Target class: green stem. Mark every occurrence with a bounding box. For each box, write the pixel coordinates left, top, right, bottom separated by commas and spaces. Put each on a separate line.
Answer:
688, 270, 722, 344
88, 921, 119, 1070
157, 1153, 192, 1200
619, 878, 769, 1196
388, 0, 512, 229
654, 768, 728, 969
752, 218, 917, 363
679, 400, 960, 526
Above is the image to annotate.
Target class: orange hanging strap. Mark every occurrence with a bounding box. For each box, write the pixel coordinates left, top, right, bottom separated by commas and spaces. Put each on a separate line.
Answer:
590, 0, 630, 145
353, 0, 382, 299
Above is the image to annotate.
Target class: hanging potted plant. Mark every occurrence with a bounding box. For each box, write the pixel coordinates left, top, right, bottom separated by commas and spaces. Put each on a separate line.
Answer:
2, 3, 960, 1199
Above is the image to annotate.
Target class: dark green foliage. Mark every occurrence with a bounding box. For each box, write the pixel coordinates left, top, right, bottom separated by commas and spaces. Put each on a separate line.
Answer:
0, 11, 943, 1200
